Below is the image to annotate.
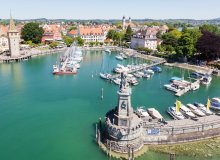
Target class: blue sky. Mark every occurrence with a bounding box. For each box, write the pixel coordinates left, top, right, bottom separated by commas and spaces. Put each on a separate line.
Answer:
0, 0, 219, 19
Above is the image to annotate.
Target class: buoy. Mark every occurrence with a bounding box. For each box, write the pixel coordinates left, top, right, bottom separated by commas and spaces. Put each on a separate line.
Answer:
101, 88, 104, 99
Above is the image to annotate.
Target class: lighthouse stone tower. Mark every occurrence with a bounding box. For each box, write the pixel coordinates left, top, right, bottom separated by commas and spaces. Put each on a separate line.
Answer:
7, 15, 20, 57
105, 72, 144, 153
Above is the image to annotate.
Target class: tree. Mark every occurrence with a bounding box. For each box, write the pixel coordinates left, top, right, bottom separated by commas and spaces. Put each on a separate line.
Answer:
199, 24, 220, 35
175, 33, 194, 58
106, 29, 124, 44
123, 25, 133, 42
63, 36, 74, 47
196, 31, 220, 60
49, 41, 59, 48
75, 36, 84, 46
21, 22, 44, 44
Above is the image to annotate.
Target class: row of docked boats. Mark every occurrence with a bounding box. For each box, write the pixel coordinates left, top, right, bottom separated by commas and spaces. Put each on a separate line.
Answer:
136, 107, 163, 121
190, 71, 212, 85
167, 98, 220, 120
52, 44, 83, 75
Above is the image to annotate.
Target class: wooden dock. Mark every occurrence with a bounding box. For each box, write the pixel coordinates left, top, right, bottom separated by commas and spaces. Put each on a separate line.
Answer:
0, 54, 32, 63
110, 60, 166, 79
175, 80, 200, 97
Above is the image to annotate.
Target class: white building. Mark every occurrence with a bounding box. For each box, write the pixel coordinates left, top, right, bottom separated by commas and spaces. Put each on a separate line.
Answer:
131, 29, 158, 50
7, 15, 20, 57
68, 25, 108, 43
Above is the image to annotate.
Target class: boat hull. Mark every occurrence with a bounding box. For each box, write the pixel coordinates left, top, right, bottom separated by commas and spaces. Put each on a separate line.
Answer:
53, 71, 77, 75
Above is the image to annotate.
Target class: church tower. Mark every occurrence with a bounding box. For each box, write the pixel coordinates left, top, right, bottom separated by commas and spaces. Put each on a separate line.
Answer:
129, 17, 132, 24
8, 14, 20, 57
122, 16, 126, 30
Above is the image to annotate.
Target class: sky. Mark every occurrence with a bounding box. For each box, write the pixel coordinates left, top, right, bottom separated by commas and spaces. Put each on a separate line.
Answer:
0, 0, 219, 20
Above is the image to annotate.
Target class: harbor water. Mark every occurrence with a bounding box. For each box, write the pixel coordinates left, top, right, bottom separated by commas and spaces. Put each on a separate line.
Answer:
0, 50, 220, 160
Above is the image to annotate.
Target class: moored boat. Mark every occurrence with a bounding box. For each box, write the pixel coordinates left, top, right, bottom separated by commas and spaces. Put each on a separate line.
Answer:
136, 106, 150, 118
194, 102, 213, 115
164, 84, 181, 93
147, 108, 163, 120
210, 98, 220, 110
180, 104, 196, 119
186, 104, 206, 117
167, 106, 185, 120
100, 73, 112, 80
115, 55, 124, 61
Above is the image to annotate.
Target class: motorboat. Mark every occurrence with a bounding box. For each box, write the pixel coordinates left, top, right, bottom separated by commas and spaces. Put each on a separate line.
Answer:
133, 72, 143, 78
167, 106, 185, 120
115, 55, 124, 61
164, 84, 181, 93
194, 102, 213, 115
105, 49, 111, 53
53, 65, 77, 75
113, 78, 121, 85
142, 74, 150, 78
136, 107, 150, 118
121, 53, 128, 59
192, 83, 200, 91
210, 98, 220, 110
186, 104, 206, 117
144, 69, 154, 75
151, 66, 162, 73
190, 72, 205, 79
147, 108, 163, 120
170, 77, 183, 82
113, 64, 128, 73
180, 104, 196, 119
127, 77, 138, 86
100, 73, 112, 80
201, 76, 212, 85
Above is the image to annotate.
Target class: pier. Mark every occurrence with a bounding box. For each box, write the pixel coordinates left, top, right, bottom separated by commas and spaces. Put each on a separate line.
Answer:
110, 60, 166, 79
175, 80, 200, 97
0, 54, 32, 63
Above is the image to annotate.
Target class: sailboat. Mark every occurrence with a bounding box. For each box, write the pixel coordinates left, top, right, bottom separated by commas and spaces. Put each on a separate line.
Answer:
99, 53, 112, 80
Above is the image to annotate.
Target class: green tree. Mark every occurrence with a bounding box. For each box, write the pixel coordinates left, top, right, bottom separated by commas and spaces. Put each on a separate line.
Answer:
63, 36, 74, 47
176, 33, 194, 58
199, 24, 220, 35
123, 25, 133, 42
21, 22, 44, 44
49, 41, 59, 48
75, 36, 84, 46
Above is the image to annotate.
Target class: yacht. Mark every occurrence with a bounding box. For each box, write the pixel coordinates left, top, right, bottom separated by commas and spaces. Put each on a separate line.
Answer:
180, 104, 196, 119
121, 53, 128, 59
164, 84, 181, 93
113, 78, 121, 85
147, 108, 163, 120
105, 49, 111, 53
127, 77, 138, 86
142, 74, 150, 78
136, 107, 150, 118
144, 69, 154, 75
115, 55, 124, 61
167, 106, 185, 120
210, 98, 220, 110
201, 76, 212, 85
186, 104, 206, 117
151, 66, 162, 73
100, 73, 112, 80
133, 72, 143, 78
194, 102, 213, 115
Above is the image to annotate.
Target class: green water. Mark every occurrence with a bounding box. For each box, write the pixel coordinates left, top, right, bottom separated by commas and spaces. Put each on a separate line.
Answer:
0, 50, 220, 160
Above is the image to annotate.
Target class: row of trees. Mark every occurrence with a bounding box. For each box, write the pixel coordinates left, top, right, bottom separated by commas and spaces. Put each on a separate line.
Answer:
106, 25, 133, 45
158, 24, 220, 61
